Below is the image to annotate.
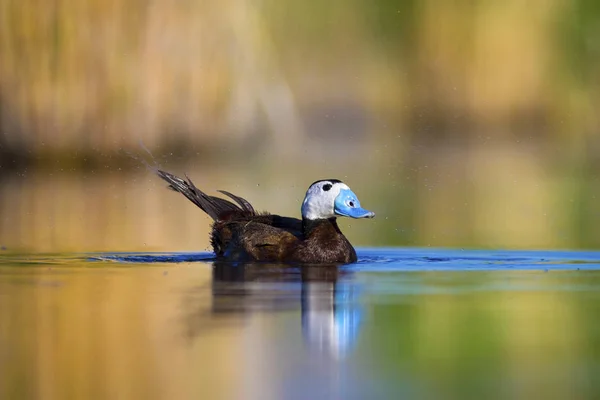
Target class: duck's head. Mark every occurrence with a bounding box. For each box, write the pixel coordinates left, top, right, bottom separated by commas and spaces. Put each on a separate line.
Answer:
301, 179, 375, 220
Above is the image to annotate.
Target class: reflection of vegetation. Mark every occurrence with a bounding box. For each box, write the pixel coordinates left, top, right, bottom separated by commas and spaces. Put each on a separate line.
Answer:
2, 261, 598, 398
362, 271, 600, 398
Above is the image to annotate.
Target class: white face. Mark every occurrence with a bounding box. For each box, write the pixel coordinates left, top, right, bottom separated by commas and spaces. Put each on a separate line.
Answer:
301, 180, 350, 220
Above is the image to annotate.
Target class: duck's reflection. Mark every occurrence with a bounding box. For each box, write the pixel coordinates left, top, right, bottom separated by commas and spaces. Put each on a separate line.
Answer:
200, 261, 362, 357
300, 266, 362, 357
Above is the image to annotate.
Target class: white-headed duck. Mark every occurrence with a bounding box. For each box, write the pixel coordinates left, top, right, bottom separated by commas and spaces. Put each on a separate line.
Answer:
156, 170, 375, 264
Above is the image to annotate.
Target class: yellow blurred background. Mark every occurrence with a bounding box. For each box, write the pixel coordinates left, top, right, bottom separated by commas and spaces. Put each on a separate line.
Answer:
1, 0, 600, 252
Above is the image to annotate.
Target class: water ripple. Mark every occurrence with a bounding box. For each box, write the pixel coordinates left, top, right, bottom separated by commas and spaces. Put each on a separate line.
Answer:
2, 248, 600, 271
89, 252, 214, 264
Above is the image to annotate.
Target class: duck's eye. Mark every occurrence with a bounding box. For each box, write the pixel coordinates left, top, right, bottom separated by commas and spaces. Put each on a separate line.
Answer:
349, 201, 355, 207
322, 184, 332, 191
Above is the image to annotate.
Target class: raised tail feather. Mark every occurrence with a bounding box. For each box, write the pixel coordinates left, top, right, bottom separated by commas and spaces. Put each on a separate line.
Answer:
156, 170, 255, 221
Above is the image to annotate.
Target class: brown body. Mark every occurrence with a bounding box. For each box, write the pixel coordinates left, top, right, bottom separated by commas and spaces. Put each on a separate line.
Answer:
157, 170, 358, 264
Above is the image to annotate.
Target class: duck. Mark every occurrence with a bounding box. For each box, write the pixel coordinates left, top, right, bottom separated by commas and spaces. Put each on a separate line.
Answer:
156, 170, 375, 264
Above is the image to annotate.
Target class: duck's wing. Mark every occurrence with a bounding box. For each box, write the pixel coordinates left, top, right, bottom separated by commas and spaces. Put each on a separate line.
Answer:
211, 214, 303, 257
269, 215, 303, 236
156, 170, 255, 221
222, 221, 301, 261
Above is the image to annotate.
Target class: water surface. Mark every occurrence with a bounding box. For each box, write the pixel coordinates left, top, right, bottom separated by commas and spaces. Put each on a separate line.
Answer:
1, 248, 599, 399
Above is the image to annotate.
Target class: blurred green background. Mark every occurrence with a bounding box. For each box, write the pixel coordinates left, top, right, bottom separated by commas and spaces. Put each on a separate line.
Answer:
1, 0, 600, 252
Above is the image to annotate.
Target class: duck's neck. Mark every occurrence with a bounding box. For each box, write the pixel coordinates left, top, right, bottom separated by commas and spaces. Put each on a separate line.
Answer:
302, 217, 342, 238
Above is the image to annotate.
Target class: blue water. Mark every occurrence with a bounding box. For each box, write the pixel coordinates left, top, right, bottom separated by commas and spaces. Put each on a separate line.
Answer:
1, 248, 600, 399
91, 247, 600, 270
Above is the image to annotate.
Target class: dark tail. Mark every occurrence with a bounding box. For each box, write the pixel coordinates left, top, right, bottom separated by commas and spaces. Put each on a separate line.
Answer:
156, 170, 255, 221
